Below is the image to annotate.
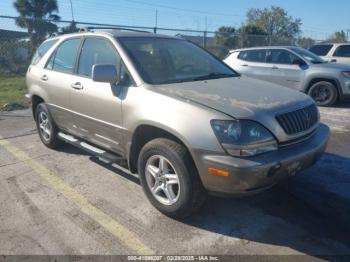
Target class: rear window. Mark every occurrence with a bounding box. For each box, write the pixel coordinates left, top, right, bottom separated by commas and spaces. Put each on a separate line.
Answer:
309, 45, 333, 56
238, 50, 267, 63
334, 45, 350, 58
31, 39, 58, 65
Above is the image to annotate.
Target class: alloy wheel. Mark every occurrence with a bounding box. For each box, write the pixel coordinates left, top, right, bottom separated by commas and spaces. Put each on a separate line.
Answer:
38, 111, 51, 141
145, 155, 180, 205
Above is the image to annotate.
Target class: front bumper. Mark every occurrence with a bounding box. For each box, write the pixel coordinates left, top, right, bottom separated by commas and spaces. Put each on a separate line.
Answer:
195, 123, 330, 195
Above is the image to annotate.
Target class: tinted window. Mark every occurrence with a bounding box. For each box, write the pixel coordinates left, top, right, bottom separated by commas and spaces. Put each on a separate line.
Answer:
269, 50, 299, 64
238, 50, 267, 62
48, 38, 81, 74
334, 45, 350, 57
309, 45, 333, 56
119, 37, 237, 85
31, 39, 58, 65
290, 47, 324, 64
78, 38, 120, 77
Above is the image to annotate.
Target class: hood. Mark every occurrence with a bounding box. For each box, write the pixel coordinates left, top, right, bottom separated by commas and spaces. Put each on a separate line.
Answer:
312, 62, 350, 70
151, 76, 313, 119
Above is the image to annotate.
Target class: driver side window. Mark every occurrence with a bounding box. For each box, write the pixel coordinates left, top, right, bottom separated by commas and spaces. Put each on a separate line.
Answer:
77, 37, 120, 77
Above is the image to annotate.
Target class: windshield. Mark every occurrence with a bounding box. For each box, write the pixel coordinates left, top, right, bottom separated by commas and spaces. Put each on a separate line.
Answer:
118, 37, 238, 84
291, 47, 325, 64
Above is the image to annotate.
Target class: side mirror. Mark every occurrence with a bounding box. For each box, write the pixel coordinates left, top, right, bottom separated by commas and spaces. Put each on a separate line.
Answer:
92, 64, 118, 84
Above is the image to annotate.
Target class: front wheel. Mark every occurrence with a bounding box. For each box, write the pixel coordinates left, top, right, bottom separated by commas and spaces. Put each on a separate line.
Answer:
138, 138, 206, 218
308, 81, 338, 107
35, 103, 63, 149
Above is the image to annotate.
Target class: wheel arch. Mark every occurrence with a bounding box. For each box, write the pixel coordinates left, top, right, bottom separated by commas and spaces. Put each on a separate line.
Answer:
31, 95, 45, 119
306, 77, 341, 97
128, 124, 196, 174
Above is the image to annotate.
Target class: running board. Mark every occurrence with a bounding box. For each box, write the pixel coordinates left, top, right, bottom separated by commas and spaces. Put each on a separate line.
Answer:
58, 132, 126, 164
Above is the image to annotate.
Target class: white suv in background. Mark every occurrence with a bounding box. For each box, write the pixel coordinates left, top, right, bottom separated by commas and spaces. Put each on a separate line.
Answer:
309, 43, 350, 66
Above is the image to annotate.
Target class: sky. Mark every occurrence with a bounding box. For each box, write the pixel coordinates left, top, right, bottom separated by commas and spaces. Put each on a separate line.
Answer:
1, 0, 350, 40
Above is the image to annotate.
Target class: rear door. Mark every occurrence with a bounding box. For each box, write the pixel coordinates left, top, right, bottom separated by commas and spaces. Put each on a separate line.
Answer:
266, 49, 305, 90
235, 49, 271, 82
332, 44, 350, 65
41, 37, 82, 130
69, 36, 129, 154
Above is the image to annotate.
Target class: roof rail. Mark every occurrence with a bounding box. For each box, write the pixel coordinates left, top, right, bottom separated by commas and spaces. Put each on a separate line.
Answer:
79, 26, 151, 34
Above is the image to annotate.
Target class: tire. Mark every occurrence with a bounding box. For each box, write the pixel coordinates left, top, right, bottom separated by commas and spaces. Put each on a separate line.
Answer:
35, 103, 63, 149
308, 81, 338, 106
137, 138, 206, 218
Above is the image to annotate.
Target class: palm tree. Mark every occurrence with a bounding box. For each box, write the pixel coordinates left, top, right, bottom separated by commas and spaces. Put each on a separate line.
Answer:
14, 0, 60, 52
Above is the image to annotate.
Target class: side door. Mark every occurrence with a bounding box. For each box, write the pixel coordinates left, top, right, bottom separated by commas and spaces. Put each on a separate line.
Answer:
41, 37, 82, 130
235, 49, 271, 82
69, 36, 129, 154
266, 49, 305, 90
332, 45, 350, 65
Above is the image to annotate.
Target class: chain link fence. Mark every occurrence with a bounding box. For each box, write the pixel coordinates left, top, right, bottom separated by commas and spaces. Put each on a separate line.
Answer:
1, 14, 320, 75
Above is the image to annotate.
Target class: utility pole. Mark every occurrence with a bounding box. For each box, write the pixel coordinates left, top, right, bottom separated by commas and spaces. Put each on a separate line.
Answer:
69, 0, 75, 21
154, 9, 158, 33
203, 16, 207, 49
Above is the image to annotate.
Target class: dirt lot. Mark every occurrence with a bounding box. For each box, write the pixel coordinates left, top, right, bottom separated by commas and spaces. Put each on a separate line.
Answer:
0, 104, 350, 259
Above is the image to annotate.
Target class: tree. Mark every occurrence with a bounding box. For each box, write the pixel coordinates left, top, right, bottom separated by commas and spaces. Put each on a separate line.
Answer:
214, 26, 238, 49
246, 6, 302, 44
238, 24, 268, 47
327, 30, 347, 43
297, 37, 315, 49
14, 0, 60, 52
60, 21, 79, 34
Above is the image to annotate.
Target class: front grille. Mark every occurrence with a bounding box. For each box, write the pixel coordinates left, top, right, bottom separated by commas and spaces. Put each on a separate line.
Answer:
276, 104, 318, 135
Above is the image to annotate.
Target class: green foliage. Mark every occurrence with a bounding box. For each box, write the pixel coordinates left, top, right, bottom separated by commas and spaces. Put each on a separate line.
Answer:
239, 24, 266, 35
14, 0, 60, 52
238, 24, 268, 47
297, 37, 316, 49
327, 30, 347, 43
214, 26, 238, 49
0, 73, 27, 109
246, 6, 302, 43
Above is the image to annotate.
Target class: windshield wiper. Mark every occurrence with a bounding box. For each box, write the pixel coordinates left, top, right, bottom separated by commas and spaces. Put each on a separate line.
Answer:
191, 72, 236, 81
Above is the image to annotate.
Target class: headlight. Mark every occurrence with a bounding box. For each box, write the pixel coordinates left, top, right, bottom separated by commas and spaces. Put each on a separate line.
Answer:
342, 71, 350, 78
211, 120, 277, 157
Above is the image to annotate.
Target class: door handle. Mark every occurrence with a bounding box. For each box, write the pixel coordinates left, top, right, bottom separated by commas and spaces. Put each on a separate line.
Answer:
40, 75, 48, 81
330, 59, 337, 63
71, 82, 83, 90
241, 64, 249, 67
271, 66, 279, 69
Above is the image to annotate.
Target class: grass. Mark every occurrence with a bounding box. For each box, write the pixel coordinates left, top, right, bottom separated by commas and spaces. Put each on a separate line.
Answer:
0, 73, 28, 110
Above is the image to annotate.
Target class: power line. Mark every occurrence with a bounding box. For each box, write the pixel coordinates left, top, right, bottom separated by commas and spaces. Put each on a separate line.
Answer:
123, 0, 243, 17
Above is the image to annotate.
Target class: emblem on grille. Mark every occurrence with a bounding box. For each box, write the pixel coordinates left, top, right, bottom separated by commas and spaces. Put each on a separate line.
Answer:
303, 109, 311, 126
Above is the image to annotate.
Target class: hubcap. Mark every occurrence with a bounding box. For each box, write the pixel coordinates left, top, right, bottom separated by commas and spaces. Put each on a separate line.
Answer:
312, 85, 331, 103
145, 155, 180, 206
38, 111, 51, 141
